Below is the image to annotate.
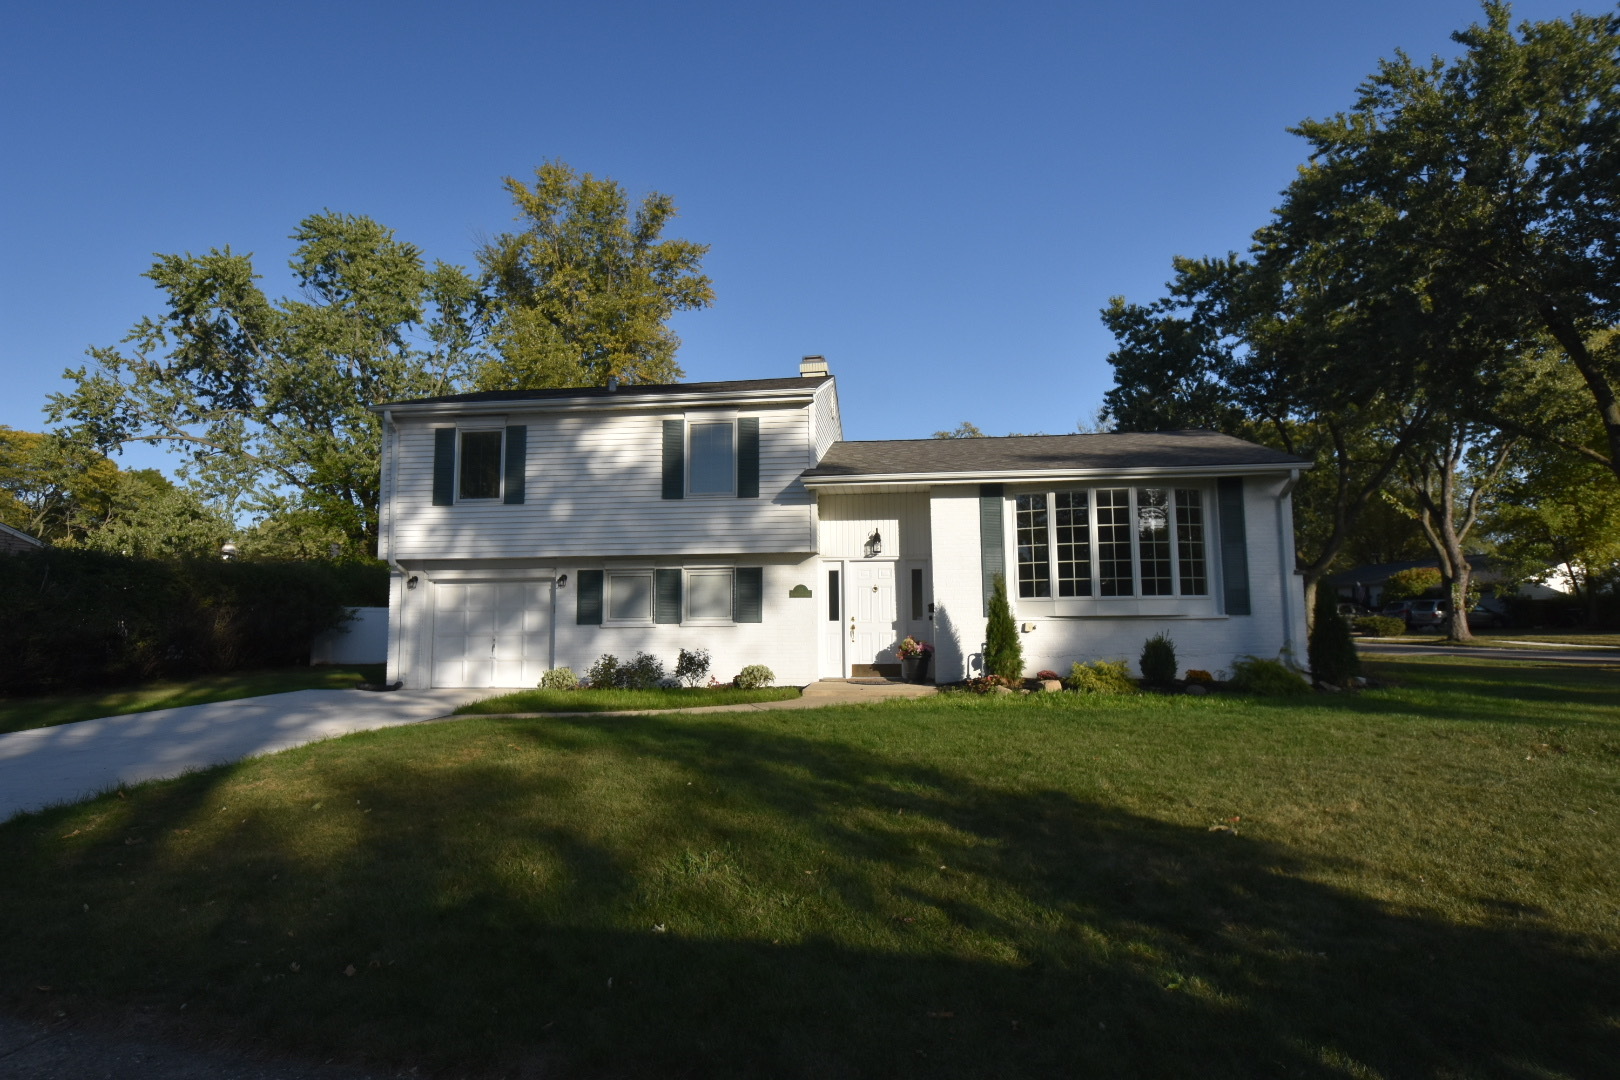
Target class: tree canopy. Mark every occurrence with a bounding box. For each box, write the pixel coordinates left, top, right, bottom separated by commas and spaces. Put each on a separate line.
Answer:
476, 161, 714, 390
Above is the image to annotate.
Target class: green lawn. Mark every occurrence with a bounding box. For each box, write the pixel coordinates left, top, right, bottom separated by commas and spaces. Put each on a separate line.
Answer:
455, 685, 801, 714
1467, 629, 1620, 648
0, 665, 386, 735
2, 656, 1616, 1078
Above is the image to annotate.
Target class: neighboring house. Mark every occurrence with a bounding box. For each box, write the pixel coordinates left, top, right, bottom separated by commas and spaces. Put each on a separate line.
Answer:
0, 522, 46, 555
375, 358, 1312, 689
1325, 555, 1568, 611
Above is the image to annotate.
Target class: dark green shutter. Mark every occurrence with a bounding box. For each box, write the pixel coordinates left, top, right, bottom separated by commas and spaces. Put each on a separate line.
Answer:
655, 569, 682, 624
432, 428, 456, 506
662, 420, 685, 500
979, 484, 1005, 616
736, 417, 759, 498
1217, 477, 1251, 616
502, 425, 526, 504
734, 567, 763, 623
577, 570, 604, 625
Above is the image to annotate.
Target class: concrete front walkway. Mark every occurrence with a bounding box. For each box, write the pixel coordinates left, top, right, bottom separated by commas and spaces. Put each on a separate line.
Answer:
0, 688, 484, 821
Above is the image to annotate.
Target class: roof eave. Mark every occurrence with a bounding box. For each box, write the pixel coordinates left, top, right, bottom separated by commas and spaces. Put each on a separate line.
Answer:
371, 382, 827, 415
801, 461, 1311, 488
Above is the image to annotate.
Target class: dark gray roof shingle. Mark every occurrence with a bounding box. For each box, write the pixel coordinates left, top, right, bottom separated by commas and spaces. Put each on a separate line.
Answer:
803, 430, 1310, 479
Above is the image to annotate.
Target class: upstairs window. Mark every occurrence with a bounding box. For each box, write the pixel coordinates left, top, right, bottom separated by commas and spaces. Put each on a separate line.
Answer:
458, 431, 503, 500
688, 422, 735, 494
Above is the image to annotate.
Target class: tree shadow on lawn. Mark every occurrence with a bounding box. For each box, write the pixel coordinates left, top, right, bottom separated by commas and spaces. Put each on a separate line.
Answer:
4, 713, 1615, 1079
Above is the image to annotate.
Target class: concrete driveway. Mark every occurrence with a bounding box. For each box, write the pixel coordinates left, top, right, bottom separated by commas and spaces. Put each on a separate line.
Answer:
0, 688, 488, 821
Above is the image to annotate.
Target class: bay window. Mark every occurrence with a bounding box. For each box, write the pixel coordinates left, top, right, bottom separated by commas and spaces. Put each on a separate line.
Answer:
1015, 486, 1210, 603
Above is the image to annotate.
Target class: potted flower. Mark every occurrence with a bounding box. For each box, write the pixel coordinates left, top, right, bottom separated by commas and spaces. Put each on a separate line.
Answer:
896, 637, 934, 683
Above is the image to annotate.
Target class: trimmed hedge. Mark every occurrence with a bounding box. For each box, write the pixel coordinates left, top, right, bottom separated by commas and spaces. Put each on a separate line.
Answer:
1353, 615, 1407, 637
0, 549, 385, 692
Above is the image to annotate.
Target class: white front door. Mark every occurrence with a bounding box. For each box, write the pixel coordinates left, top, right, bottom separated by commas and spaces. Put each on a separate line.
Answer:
432, 581, 550, 688
849, 561, 899, 669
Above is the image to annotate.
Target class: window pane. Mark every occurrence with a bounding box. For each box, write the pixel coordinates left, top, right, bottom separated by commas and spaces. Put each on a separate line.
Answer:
459, 431, 502, 499
911, 567, 924, 619
1053, 490, 1092, 596
1175, 489, 1208, 595
1015, 494, 1050, 598
1137, 488, 1173, 596
828, 570, 840, 621
689, 422, 734, 494
1096, 488, 1134, 596
687, 570, 733, 620
608, 573, 652, 621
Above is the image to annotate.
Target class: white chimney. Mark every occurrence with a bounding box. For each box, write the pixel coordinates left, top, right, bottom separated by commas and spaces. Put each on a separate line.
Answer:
799, 355, 829, 378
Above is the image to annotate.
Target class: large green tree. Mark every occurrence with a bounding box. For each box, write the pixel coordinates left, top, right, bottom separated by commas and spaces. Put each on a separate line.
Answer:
476, 161, 714, 390
49, 213, 482, 554
1283, 2, 1620, 480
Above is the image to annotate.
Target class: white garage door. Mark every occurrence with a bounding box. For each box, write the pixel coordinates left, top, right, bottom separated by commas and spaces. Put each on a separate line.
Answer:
432, 581, 549, 688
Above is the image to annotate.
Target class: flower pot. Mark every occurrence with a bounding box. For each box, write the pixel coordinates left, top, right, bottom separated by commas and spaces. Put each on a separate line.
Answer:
901, 656, 919, 682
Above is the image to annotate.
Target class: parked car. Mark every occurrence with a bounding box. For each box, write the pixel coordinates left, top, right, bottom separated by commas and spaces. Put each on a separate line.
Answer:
1336, 601, 1372, 621
1466, 604, 1507, 629
1382, 599, 1449, 631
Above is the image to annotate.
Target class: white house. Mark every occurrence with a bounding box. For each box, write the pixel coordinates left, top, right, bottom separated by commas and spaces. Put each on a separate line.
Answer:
374, 358, 1311, 689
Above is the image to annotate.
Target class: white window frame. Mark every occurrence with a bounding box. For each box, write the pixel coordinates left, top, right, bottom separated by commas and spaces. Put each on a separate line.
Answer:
455, 421, 506, 503
685, 413, 738, 498
602, 569, 656, 627
683, 567, 736, 625
1010, 484, 1218, 617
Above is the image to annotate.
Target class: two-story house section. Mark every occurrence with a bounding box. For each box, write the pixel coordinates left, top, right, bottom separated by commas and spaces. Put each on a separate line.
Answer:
375, 357, 1311, 690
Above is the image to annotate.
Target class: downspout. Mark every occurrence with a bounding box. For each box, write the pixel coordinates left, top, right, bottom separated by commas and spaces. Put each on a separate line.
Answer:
1276, 468, 1301, 664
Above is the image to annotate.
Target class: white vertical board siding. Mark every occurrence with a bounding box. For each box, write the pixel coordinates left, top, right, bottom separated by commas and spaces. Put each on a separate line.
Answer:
390, 406, 815, 558
810, 380, 844, 463
928, 487, 989, 682
816, 492, 931, 559
928, 478, 1308, 682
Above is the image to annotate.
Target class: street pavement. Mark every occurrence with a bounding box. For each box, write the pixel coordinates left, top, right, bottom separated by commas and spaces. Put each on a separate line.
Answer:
1358, 640, 1620, 666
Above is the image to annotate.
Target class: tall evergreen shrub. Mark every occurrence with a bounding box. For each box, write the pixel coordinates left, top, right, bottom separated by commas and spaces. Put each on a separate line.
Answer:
984, 573, 1024, 680
1308, 586, 1361, 686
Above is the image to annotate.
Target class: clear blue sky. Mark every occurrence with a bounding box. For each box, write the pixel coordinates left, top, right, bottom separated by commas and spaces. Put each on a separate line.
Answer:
0, 0, 1591, 472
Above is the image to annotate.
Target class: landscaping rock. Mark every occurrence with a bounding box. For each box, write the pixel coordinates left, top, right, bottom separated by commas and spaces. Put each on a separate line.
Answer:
989, 685, 1013, 695
1316, 681, 1342, 692
1184, 683, 1207, 696
1038, 679, 1063, 693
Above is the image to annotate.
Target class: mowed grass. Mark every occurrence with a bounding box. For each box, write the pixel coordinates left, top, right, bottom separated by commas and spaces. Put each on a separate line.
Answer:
456, 685, 801, 714
1, 657, 1617, 1079
0, 664, 387, 735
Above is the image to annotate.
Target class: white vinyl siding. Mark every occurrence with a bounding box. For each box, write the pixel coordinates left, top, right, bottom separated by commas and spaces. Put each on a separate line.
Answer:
390, 408, 815, 558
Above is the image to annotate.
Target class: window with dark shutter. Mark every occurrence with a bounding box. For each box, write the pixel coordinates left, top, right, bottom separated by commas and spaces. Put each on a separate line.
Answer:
979, 484, 1005, 616
432, 428, 456, 506
1217, 478, 1251, 616
736, 417, 759, 498
576, 570, 604, 625
654, 569, 682, 624
503, 425, 526, 504
733, 566, 763, 623
662, 420, 685, 500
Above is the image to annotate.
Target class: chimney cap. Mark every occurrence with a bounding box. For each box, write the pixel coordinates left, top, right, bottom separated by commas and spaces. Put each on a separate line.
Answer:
799, 355, 829, 378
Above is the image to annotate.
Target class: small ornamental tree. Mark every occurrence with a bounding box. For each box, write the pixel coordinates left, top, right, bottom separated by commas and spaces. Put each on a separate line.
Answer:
1383, 567, 1442, 603
1308, 585, 1361, 686
984, 573, 1024, 680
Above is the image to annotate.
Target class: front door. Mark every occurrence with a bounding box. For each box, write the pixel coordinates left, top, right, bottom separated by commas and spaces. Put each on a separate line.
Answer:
848, 561, 899, 673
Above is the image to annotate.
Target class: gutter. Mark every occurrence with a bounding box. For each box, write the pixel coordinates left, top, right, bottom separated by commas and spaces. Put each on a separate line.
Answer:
801, 461, 1314, 489
369, 385, 821, 418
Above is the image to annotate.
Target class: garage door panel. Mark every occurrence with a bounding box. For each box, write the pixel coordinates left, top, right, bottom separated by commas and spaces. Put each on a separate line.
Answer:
433, 580, 550, 688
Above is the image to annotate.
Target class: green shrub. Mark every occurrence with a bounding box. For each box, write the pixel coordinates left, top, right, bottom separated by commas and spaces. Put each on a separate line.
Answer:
538, 667, 580, 690
674, 648, 712, 687
984, 573, 1024, 680
1229, 655, 1312, 696
1353, 615, 1407, 637
585, 654, 621, 688
620, 652, 667, 690
1067, 660, 1137, 695
0, 549, 356, 692
1308, 587, 1361, 685
734, 664, 775, 690
1139, 633, 1178, 687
